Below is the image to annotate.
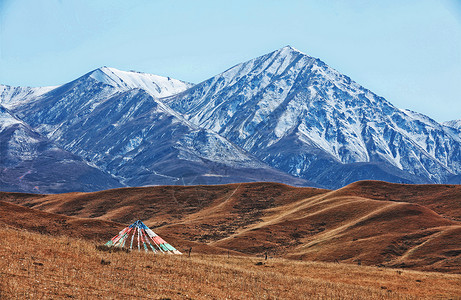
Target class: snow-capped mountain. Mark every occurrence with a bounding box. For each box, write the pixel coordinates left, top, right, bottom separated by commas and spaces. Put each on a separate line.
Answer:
0, 105, 121, 193
166, 46, 461, 187
0, 84, 57, 109
2, 47, 461, 191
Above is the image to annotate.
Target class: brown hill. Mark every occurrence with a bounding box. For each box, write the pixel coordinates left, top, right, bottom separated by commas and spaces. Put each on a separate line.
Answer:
1, 181, 460, 273
332, 180, 461, 221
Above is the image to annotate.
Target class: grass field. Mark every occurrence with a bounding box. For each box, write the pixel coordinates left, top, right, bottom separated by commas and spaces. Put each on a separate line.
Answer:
2, 181, 460, 273
1, 226, 460, 299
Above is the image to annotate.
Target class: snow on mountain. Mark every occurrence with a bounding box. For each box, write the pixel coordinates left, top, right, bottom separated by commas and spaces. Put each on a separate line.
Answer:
443, 119, 461, 131
166, 46, 461, 187
0, 84, 57, 109
0, 105, 23, 131
0, 105, 121, 193
88, 67, 194, 98
442, 119, 461, 156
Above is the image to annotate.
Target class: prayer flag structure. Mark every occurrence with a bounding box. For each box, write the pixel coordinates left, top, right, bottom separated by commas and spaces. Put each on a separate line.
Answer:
105, 220, 182, 254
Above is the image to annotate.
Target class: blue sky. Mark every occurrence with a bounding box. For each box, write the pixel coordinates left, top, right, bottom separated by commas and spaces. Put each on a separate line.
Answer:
0, 0, 460, 122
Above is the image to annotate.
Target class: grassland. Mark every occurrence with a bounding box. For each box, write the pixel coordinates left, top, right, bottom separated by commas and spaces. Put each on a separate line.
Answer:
1, 226, 460, 299
2, 181, 460, 273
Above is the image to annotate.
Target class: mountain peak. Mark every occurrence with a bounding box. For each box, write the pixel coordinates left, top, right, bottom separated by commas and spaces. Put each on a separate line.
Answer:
87, 67, 194, 98
273, 45, 308, 58
279, 45, 302, 53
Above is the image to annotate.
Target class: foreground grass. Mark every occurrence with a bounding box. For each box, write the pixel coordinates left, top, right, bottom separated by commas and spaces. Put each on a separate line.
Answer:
0, 226, 460, 299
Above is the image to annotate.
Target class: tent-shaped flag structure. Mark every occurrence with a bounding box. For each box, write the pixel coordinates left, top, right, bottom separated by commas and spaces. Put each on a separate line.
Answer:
105, 220, 181, 254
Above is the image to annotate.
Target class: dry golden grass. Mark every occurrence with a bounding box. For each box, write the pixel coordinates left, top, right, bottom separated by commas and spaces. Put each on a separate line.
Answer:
1, 226, 460, 299
1, 181, 461, 273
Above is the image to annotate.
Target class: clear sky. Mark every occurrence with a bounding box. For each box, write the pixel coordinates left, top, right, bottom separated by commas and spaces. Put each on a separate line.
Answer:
0, 0, 460, 122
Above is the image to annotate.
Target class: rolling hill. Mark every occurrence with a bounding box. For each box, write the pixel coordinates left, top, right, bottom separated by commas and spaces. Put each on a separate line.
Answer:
1, 181, 460, 273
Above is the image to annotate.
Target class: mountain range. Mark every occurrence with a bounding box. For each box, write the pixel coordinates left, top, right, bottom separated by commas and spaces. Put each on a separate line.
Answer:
1, 46, 460, 193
